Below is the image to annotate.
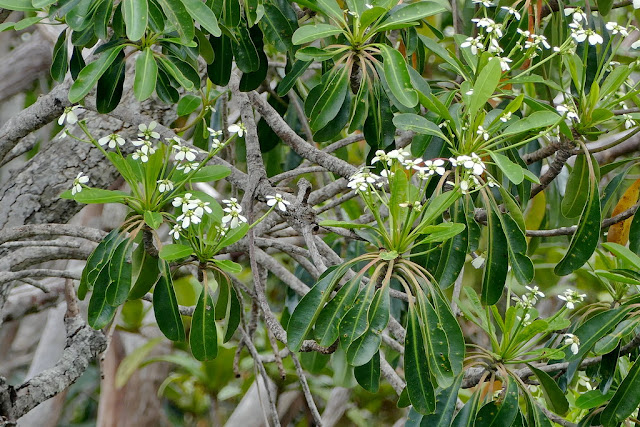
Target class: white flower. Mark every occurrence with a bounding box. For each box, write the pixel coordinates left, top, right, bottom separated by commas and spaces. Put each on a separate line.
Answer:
635, 0, 640, 9
571, 24, 603, 45
501, 111, 512, 122
606, 22, 629, 37
176, 162, 199, 174
371, 149, 390, 165
501, 6, 521, 20
399, 201, 423, 212
191, 200, 212, 217
632, 40, 640, 49
556, 104, 580, 122
476, 126, 490, 141
71, 172, 89, 195
495, 56, 512, 72
461, 153, 486, 176
558, 288, 586, 309
525, 285, 545, 299
266, 193, 290, 212
132, 139, 156, 155
169, 224, 182, 240
173, 144, 198, 162
461, 36, 484, 56
422, 159, 446, 176
487, 38, 503, 54
58, 106, 81, 126
403, 157, 423, 170
222, 210, 247, 229
348, 169, 381, 192
132, 149, 149, 163
210, 138, 222, 150
173, 193, 193, 208
138, 122, 160, 140
177, 210, 201, 228
222, 197, 241, 211
624, 114, 636, 129
228, 123, 246, 137
516, 313, 531, 326
98, 133, 125, 149
387, 149, 410, 163
472, 18, 503, 37
157, 179, 174, 193
207, 127, 223, 138
564, 7, 587, 23
564, 333, 580, 355
472, 0, 493, 6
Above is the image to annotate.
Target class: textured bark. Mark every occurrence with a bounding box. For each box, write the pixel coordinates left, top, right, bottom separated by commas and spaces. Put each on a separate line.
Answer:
0, 32, 53, 103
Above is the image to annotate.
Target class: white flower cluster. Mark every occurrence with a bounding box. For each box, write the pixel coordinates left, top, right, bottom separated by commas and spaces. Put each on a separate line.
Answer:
564, 333, 580, 354
515, 29, 551, 51
556, 103, 580, 123
266, 193, 290, 212
513, 285, 545, 310
222, 198, 247, 229
58, 106, 82, 126
461, 17, 517, 71
558, 288, 586, 310
171, 192, 212, 232
71, 172, 89, 195
565, 8, 604, 46
129, 122, 160, 163
449, 153, 496, 194
348, 169, 382, 192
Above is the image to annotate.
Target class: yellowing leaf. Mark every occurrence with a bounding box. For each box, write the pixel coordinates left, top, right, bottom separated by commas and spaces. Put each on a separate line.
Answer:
607, 179, 640, 245
524, 192, 546, 243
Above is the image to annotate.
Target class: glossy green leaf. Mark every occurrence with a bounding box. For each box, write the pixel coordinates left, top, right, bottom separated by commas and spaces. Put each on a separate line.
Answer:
308, 67, 350, 132
181, 0, 220, 36
238, 26, 268, 92
567, 307, 632, 361
528, 365, 569, 415
80, 229, 124, 300
562, 155, 589, 219
88, 265, 117, 329
474, 378, 519, 426
451, 391, 481, 427
223, 286, 241, 342
339, 281, 377, 350
156, 56, 195, 90
354, 351, 380, 393
106, 238, 133, 306
207, 34, 232, 86
378, 44, 418, 108
405, 305, 436, 415
159, 243, 192, 261
190, 287, 218, 361
576, 389, 615, 410
468, 58, 502, 121
177, 94, 202, 116
51, 31, 68, 82
261, 0, 297, 53
2, 0, 36, 10
555, 173, 601, 276
61, 188, 129, 204
315, 274, 363, 346
231, 20, 260, 73
434, 201, 468, 289
277, 59, 312, 96
601, 358, 640, 427
216, 223, 249, 248
374, 1, 448, 32
69, 45, 126, 103
128, 244, 160, 299
420, 374, 463, 426
393, 113, 446, 140
96, 50, 126, 114
491, 152, 524, 185
346, 285, 390, 366
417, 293, 454, 388
133, 48, 157, 101
142, 211, 162, 230
211, 259, 242, 274
122, 0, 148, 41
417, 223, 466, 244
602, 242, 640, 268
287, 265, 344, 352
501, 111, 560, 136
153, 262, 186, 341
295, 0, 345, 26
482, 209, 509, 305
292, 23, 343, 45
156, 0, 194, 43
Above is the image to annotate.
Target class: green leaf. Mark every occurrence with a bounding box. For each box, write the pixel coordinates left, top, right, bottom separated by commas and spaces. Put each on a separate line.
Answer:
128, 244, 160, 299
96, 50, 126, 114
434, 201, 468, 289
287, 265, 344, 352
562, 155, 590, 219
216, 223, 249, 248
134, 48, 157, 101
190, 287, 218, 361
62, 188, 129, 204
181, 0, 220, 36
491, 152, 524, 185
354, 351, 380, 393
308, 67, 350, 132
374, 1, 449, 32
339, 282, 377, 350
482, 209, 509, 305
378, 44, 418, 108
188, 165, 231, 182
451, 391, 481, 427
143, 211, 163, 229
405, 305, 436, 415
417, 293, 454, 388
346, 285, 390, 366
156, 0, 194, 43
277, 59, 312, 96
295, 0, 345, 26
376, 44, 418, 108
528, 364, 569, 415
207, 34, 232, 86
315, 274, 364, 346
159, 243, 192, 261
567, 307, 632, 361
80, 230, 124, 300
555, 173, 601, 276
231, 20, 260, 73
468, 57, 502, 121
576, 389, 615, 410
122, 0, 148, 41
69, 45, 126, 103
420, 374, 463, 426
602, 242, 640, 268
106, 238, 133, 306
88, 265, 117, 329
177, 94, 202, 116
601, 358, 640, 426
153, 262, 186, 341
211, 259, 242, 274
1, 0, 36, 10
51, 31, 68, 82
223, 286, 241, 342
393, 113, 446, 140
156, 56, 195, 90
501, 111, 560, 137
474, 378, 519, 426
417, 223, 466, 244
261, 0, 298, 53
292, 23, 343, 45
